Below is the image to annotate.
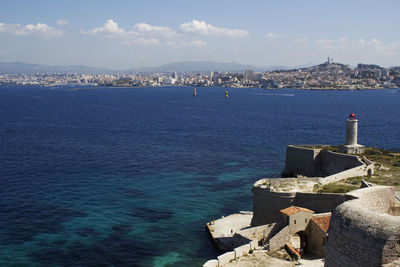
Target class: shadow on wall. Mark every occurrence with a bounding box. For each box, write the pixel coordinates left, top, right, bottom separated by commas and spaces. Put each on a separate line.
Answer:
283, 146, 364, 178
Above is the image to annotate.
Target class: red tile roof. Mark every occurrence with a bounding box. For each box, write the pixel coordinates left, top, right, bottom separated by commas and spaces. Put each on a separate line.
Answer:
311, 215, 331, 233
280, 206, 314, 216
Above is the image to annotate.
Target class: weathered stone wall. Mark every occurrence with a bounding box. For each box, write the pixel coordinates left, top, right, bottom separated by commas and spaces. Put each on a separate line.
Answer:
251, 187, 339, 226
389, 206, 400, 216
203, 241, 258, 267
268, 225, 290, 251
284, 145, 369, 178
325, 186, 400, 267
217, 251, 235, 266
293, 192, 339, 212
288, 210, 314, 235
318, 150, 363, 176
251, 188, 295, 226
203, 259, 218, 267
284, 146, 320, 176
236, 223, 277, 243
305, 218, 326, 257
234, 244, 250, 259
320, 164, 372, 185
252, 145, 374, 227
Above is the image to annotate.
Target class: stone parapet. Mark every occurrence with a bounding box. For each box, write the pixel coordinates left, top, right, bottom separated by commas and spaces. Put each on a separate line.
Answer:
325, 186, 400, 266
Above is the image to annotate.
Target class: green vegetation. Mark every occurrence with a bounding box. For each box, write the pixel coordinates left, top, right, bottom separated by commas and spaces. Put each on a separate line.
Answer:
363, 147, 400, 187
314, 177, 361, 193
277, 183, 294, 191
312, 146, 400, 193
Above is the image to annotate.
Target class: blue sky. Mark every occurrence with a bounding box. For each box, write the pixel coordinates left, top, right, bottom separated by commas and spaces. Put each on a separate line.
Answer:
1, 0, 400, 69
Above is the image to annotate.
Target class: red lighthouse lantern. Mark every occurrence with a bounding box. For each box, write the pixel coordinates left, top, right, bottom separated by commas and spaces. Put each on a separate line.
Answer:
349, 113, 356, 120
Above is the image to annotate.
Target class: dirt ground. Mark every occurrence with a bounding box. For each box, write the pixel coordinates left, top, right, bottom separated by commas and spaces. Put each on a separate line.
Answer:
223, 251, 294, 267
223, 250, 325, 267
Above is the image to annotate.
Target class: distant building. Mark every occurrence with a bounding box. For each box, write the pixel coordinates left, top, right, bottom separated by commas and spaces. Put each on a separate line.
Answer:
244, 69, 254, 81
382, 69, 390, 77
253, 73, 263, 81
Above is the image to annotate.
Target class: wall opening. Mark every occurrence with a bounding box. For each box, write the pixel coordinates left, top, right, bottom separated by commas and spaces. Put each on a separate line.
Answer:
290, 231, 309, 255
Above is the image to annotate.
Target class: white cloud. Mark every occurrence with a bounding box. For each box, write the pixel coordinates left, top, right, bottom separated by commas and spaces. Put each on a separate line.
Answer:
187, 40, 207, 47
166, 39, 207, 48
82, 19, 209, 48
123, 38, 160, 46
81, 19, 128, 37
265, 32, 287, 38
56, 19, 69, 26
312, 37, 400, 56
294, 38, 308, 44
81, 20, 177, 40
0, 22, 62, 37
179, 20, 248, 38
315, 39, 332, 45
133, 23, 176, 38
316, 38, 373, 49
233, 46, 240, 52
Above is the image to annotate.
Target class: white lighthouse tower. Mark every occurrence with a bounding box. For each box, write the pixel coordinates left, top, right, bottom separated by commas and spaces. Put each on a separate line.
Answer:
339, 113, 365, 154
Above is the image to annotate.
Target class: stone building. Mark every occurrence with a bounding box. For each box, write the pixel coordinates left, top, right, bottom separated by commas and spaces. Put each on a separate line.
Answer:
280, 206, 314, 235
276, 206, 331, 257
305, 213, 331, 257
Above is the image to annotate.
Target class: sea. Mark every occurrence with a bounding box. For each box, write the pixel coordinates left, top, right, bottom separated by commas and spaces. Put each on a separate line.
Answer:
0, 86, 399, 266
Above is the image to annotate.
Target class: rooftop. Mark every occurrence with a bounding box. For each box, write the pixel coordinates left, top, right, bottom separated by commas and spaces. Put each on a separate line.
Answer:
280, 206, 314, 216
311, 215, 331, 233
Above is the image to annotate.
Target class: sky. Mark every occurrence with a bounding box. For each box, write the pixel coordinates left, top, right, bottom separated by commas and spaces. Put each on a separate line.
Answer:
1, 0, 400, 69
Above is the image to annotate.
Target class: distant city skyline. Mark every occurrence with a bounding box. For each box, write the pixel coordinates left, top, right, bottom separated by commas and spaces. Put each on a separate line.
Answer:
1, 0, 400, 69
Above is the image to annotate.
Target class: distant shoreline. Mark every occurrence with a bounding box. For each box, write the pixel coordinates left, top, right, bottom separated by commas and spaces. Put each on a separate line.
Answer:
0, 84, 399, 91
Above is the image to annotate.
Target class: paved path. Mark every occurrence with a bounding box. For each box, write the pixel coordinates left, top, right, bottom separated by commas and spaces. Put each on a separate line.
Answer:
207, 213, 253, 251
208, 213, 253, 238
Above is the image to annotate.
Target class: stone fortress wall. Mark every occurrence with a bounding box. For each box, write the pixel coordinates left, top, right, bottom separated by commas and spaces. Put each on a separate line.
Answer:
284, 145, 372, 178
251, 145, 374, 227
251, 187, 339, 226
204, 116, 399, 266
325, 186, 400, 267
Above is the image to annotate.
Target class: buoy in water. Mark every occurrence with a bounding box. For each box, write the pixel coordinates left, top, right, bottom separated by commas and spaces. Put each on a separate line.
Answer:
225, 90, 229, 98
193, 88, 197, 96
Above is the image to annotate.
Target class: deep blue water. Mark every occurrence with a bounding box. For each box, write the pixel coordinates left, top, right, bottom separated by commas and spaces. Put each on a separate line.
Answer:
0, 86, 399, 266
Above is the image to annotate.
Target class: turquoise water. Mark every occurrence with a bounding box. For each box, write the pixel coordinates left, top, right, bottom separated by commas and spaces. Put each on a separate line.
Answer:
0, 86, 399, 266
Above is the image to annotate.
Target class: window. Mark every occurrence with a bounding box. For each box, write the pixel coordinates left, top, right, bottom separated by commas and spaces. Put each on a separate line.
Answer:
305, 219, 307, 223
294, 220, 296, 224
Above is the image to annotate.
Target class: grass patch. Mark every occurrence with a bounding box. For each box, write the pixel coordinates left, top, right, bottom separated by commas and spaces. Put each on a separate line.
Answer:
277, 183, 294, 191
345, 176, 363, 185
267, 248, 291, 261
316, 183, 359, 193
310, 146, 400, 191
362, 147, 400, 187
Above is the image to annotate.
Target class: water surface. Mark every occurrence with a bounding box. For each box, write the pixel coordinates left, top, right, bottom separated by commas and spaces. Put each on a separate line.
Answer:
0, 86, 399, 266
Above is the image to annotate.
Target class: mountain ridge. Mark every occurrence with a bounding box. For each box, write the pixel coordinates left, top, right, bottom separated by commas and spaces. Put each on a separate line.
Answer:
0, 61, 313, 74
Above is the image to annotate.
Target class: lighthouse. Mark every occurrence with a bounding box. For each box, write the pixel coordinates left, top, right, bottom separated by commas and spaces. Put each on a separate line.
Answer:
339, 113, 365, 154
